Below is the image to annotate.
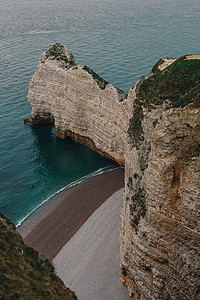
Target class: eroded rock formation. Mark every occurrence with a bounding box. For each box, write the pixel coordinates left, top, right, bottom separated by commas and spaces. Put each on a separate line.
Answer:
26, 45, 200, 299
26, 42, 128, 166
120, 57, 200, 299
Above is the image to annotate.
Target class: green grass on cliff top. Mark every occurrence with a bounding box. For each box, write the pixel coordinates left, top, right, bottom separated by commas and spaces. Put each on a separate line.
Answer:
45, 42, 76, 67
128, 56, 200, 148
0, 213, 77, 300
140, 56, 200, 108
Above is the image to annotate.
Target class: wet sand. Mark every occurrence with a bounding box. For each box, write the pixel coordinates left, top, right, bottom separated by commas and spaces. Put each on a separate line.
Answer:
19, 168, 124, 260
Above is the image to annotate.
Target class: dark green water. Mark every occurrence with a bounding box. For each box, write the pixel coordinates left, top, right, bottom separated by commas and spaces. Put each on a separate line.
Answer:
0, 0, 199, 225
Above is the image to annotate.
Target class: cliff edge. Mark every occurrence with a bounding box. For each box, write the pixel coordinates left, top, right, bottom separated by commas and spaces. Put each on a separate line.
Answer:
120, 56, 200, 299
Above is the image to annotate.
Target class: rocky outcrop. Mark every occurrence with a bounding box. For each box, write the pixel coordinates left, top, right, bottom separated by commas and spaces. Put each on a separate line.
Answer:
120, 56, 200, 299
26, 42, 128, 166
26, 45, 200, 299
0, 213, 77, 299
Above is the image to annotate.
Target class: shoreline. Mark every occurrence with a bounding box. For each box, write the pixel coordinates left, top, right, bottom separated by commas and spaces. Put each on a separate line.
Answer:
17, 165, 116, 228
19, 168, 124, 260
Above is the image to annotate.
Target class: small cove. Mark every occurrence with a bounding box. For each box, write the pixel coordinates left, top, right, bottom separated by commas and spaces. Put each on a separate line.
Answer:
0, 0, 199, 225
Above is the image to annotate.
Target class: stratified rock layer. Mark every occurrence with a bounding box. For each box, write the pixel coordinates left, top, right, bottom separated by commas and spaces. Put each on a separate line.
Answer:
26, 42, 128, 166
120, 57, 200, 299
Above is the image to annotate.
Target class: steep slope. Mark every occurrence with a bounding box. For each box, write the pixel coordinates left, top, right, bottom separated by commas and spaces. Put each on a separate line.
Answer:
0, 213, 77, 299
120, 57, 200, 299
25, 42, 128, 166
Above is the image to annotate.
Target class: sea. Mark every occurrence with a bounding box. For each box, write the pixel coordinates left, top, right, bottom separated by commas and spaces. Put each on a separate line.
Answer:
0, 0, 199, 226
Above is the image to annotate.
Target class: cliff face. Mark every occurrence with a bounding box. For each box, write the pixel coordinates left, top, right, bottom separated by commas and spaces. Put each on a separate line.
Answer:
26, 42, 128, 166
26, 45, 200, 299
0, 213, 77, 299
120, 57, 200, 299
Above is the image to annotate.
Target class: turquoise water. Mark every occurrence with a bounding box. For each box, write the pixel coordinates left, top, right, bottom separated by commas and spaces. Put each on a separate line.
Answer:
0, 0, 200, 225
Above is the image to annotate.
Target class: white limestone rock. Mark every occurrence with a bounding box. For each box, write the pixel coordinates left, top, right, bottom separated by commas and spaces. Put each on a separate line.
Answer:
27, 43, 128, 166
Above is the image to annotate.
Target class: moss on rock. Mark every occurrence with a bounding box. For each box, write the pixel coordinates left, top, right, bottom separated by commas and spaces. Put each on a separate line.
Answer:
82, 65, 109, 90
45, 42, 76, 68
128, 56, 200, 149
129, 188, 146, 234
140, 56, 200, 109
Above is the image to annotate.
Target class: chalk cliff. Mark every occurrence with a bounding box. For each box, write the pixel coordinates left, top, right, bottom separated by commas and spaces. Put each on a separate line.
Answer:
120, 56, 200, 299
26, 45, 200, 299
26, 42, 128, 166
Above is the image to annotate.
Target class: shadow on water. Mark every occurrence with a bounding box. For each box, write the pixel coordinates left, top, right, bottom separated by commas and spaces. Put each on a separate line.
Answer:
1, 123, 115, 226
30, 125, 115, 184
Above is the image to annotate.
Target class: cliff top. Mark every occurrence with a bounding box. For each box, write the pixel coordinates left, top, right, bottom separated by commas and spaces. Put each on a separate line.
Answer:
39, 43, 127, 100
128, 55, 200, 148
144, 55, 200, 108
0, 213, 77, 299
41, 42, 76, 69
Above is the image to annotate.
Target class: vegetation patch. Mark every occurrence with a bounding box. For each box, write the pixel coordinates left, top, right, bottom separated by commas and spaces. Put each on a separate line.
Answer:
129, 188, 146, 234
139, 56, 200, 109
127, 176, 133, 189
83, 65, 127, 99
45, 42, 76, 68
127, 76, 146, 149
128, 106, 144, 149
0, 213, 77, 300
82, 65, 109, 90
128, 57, 200, 148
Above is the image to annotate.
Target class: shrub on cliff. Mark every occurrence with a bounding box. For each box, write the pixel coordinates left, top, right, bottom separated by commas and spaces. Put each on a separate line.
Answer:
0, 213, 77, 300
128, 56, 200, 148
